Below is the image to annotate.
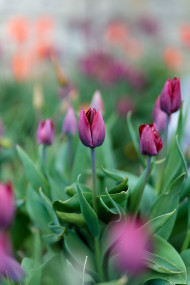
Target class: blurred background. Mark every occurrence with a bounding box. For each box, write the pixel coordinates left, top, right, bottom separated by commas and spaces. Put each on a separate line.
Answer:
0, 0, 190, 172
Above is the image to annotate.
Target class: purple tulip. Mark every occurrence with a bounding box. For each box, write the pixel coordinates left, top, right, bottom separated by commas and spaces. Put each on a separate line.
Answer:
37, 119, 55, 145
62, 107, 77, 136
0, 183, 15, 229
153, 95, 168, 132
78, 108, 105, 148
109, 217, 152, 274
91, 90, 104, 112
160, 77, 181, 114
139, 123, 163, 156
0, 232, 24, 282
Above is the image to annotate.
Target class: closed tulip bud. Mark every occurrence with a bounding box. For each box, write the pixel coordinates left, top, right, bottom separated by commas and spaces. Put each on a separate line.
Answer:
91, 90, 104, 112
0, 182, 15, 229
153, 95, 168, 132
160, 77, 181, 114
0, 232, 25, 282
37, 119, 55, 145
62, 107, 77, 136
139, 123, 163, 156
78, 108, 105, 148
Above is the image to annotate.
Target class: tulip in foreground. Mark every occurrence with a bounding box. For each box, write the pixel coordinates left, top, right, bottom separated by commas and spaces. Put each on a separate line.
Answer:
108, 218, 152, 274
62, 107, 77, 136
160, 77, 181, 115
37, 119, 55, 145
139, 123, 163, 156
0, 183, 15, 229
0, 232, 24, 282
153, 95, 168, 132
78, 108, 105, 148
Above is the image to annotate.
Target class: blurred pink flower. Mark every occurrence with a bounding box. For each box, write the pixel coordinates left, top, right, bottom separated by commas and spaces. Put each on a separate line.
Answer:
91, 90, 104, 112
109, 217, 152, 274
153, 95, 168, 132
0, 183, 15, 229
116, 96, 135, 117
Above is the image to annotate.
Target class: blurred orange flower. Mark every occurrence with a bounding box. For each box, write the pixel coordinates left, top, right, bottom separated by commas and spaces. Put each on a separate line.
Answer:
105, 22, 128, 45
8, 17, 29, 44
35, 17, 54, 39
34, 41, 54, 60
163, 47, 183, 70
124, 38, 144, 60
12, 52, 34, 81
180, 24, 190, 48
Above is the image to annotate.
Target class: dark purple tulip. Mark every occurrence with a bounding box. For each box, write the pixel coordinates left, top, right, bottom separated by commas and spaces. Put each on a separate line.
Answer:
78, 108, 105, 148
139, 123, 163, 156
62, 107, 77, 136
160, 77, 181, 114
153, 95, 168, 132
37, 119, 55, 145
0, 232, 24, 282
0, 183, 15, 229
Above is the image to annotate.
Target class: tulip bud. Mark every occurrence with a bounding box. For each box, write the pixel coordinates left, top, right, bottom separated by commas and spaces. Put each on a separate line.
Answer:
36, 119, 55, 145
91, 90, 104, 112
0, 232, 25, 282
0, 183, 15, 229
62, 107, 77, 136
78, 108, 105, 148
139, 123, 163, 156
153, 95, 168, 132
160, 77, 181, 114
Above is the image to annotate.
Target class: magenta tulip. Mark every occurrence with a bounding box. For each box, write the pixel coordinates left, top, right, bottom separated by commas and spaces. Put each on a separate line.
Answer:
0, 183, 15, 229
62, 107, 77, 136
139, 123, 163, 156
109, 217, 152, 274
78, 108, 105, 148
37, 119, 55, 145
0, 232, 24, 282
153, 95, 168, 132
160, 77, 181, 114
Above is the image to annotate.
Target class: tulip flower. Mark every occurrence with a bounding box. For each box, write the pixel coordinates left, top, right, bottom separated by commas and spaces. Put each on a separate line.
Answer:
78, 108, 105, 148
0, 183, 15, 229
139, 123, 163, 156
107, 217, 152, 275
0, 232, 24, 282
62, 107, 77, 136
91, 90, 104, 112
153, 95, 168, 132
36, 119, 55, 146
160, 77, 181, 115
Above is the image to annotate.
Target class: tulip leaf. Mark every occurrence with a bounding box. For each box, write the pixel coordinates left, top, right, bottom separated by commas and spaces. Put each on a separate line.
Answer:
181, 249, 190, 285
39, 188, 59, 225
141, 210, 176, 234
76, 175, 100, 237
56, 212, 86, 226
16, 145, 47, 191
144, 235, 186, 284
176, 135, 188, 178
108, 176, 128, 194
97, 276, 127, 285
127, 111, 146, 168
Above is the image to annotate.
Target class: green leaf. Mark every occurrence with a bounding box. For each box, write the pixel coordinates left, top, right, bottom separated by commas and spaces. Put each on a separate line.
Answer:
39, 188, 59, 225
108, 176, 128, 194
16, 145, 47, 191
97, 276, 127, 285
56, 212, 86, 226
181, 249, 190, 285
176, 135, 188, 178
76, 175, 99, 237
144, 235, 186, 284
141, 210, 176, 234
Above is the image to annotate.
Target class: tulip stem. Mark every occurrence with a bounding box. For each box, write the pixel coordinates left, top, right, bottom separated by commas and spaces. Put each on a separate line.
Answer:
91, 148, 103, 281
134, 156, 151, 216
163, 114, 170, 155
42, 145, 47, 162
68, 135, 73, 175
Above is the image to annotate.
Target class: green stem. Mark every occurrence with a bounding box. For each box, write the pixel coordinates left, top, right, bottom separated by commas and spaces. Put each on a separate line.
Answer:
157, 114, 170, 195
91, 148, 103, 281
42, 145, 46, 162
133, 156, 151, 216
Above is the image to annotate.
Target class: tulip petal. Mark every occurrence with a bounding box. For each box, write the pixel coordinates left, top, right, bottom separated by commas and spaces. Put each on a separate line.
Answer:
91, 110, 105, 147
140, 125, 157, 156
78, 109, 93, 147
0, 253, 24, 282
160, 79, 172, 114
171, 78, 181, 113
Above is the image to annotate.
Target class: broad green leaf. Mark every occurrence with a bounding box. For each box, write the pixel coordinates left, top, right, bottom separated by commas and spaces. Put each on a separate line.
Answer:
176, 135, 188, 178
16, 145, 47, 191
181, 249, 190, 285
39, 188, 59, 225
56, 212, 86, 226
77, 175, 100, 237
97, 276, 127, 285
108, 176, 128, 194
